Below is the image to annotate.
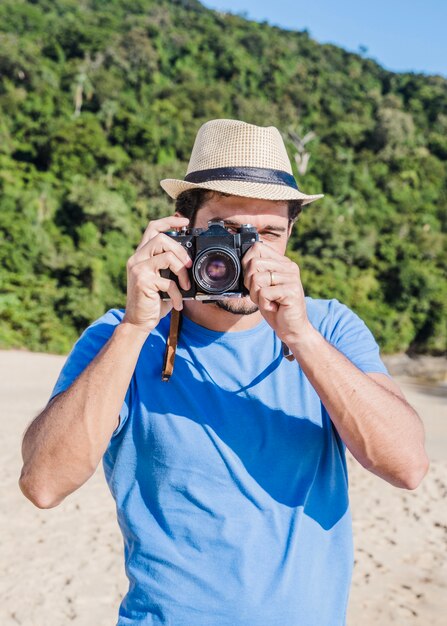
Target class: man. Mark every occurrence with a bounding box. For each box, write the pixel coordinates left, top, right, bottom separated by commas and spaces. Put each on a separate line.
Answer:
20, 119, 429, 625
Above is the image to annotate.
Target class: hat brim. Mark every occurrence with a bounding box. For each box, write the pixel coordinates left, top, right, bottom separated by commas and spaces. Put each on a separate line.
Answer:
160, 178, 324, 206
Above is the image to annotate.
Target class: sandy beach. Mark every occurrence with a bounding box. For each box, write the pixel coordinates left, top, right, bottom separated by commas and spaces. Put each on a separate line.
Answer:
1, 349, 446, 625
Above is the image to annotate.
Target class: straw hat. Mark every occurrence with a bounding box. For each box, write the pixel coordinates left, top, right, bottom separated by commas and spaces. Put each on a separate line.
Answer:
160, 119, 324, 206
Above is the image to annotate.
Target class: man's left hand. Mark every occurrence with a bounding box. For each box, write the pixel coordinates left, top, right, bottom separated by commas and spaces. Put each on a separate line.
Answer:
242, 243, 313, 345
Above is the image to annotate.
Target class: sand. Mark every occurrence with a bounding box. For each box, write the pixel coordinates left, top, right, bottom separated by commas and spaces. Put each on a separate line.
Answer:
1, 349, 446, 625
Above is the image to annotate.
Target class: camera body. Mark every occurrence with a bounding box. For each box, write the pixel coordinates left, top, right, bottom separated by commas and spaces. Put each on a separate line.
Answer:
160, 220, 259, 301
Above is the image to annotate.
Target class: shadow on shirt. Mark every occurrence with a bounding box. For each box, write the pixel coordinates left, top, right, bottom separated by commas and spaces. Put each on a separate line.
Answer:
108, 325, 350, 533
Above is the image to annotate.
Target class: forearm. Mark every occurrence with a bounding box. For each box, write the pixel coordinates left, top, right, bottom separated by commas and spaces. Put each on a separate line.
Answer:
289, 324, 429, 489
19, 322, 149, 508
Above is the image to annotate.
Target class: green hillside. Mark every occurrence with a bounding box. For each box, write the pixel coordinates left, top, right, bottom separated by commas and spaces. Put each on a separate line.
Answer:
0, 0, 446, 354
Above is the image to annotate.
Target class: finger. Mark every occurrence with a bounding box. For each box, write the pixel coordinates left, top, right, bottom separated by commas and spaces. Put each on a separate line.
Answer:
243, 258, 296, 285
244, 257, 296, 273
137, 273, 184, 311
258, 285, 289, 312
138, 251, 190, 291
136, 216, 190, 251
153, 251, 191, 292
245, 269, 293, 300
155, 277, 184, 311
151, 275, 174, 295
148, 276, 183, 312
166, 280, 184, 311
242, 241, 285, 264
129, 233, 192, 270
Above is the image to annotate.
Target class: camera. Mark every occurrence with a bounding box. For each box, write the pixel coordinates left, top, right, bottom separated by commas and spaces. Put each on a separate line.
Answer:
160, 220, 259, 301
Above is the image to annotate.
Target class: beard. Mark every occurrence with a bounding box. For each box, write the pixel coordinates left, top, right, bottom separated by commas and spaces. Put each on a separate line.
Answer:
214, 295, 259, 316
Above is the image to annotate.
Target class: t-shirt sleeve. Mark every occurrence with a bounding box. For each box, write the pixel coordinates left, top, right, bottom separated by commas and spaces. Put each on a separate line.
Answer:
326, 299, 390, 377
49, 308, 130, 436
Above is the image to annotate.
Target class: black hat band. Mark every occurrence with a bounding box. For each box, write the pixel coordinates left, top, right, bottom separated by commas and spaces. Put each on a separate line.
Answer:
184, 166, 299, 190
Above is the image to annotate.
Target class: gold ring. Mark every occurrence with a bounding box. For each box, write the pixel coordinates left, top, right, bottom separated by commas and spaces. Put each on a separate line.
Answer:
269, 271, 275, 286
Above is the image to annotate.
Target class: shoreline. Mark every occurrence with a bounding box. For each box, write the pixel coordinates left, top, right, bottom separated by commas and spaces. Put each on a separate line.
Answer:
383, 353, 446, 385
2, 345, 446, 381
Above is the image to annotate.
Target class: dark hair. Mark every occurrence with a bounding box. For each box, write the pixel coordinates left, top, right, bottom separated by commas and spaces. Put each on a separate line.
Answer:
175, 189, 303, 227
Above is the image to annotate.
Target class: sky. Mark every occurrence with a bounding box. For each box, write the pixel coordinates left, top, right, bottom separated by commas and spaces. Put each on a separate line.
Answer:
202, 0, 447, 78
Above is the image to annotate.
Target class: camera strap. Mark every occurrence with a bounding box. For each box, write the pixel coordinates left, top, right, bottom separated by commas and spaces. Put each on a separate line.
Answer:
161, 310, 294, 381
282, 342, 295, 361
161, 309, 182, 382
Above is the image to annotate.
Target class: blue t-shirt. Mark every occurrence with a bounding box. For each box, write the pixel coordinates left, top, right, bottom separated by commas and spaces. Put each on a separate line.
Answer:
50, 298, 389, 626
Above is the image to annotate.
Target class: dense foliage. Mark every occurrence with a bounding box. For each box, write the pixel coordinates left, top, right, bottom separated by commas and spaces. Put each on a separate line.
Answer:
0, 0, 446, 354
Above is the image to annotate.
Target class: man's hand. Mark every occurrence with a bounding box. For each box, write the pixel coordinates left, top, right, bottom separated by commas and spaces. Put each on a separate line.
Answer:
123, 216, 193, 335
242, 242, 312, 345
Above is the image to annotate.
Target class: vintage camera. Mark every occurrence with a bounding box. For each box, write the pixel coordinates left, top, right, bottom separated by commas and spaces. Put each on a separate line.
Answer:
160, 220, 259, 301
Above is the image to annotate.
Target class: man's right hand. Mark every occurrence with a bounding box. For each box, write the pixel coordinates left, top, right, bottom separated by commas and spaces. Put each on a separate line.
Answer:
122, 216, 193, 335
19, 216, 194, 509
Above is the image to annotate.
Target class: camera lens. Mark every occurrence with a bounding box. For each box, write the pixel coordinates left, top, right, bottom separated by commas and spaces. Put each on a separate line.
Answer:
193, 248, 240, 293
206, 258, 227, 280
